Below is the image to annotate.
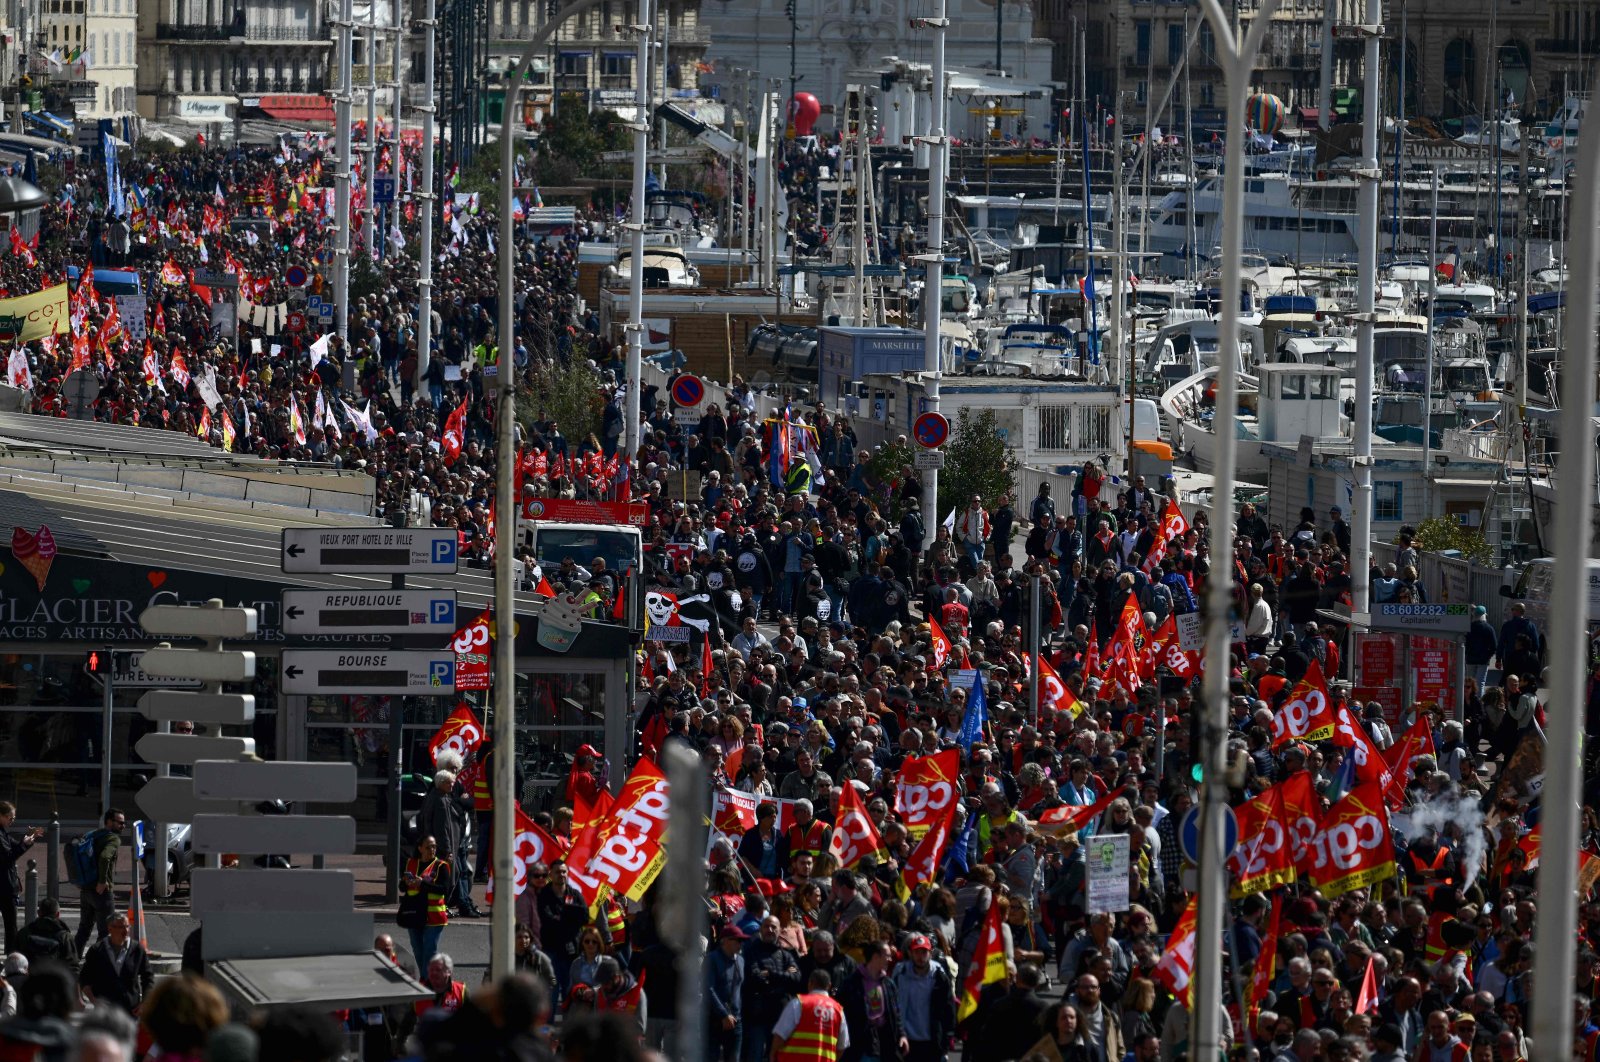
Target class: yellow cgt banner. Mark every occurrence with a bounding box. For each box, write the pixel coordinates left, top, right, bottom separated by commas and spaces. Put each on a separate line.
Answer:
0, 284, 68, 343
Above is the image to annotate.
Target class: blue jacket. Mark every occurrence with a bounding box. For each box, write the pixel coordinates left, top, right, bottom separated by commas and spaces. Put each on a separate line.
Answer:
704, 947, 744, 1023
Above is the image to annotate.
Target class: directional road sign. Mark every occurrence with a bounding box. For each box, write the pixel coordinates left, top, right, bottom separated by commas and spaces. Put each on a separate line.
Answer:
912, 411, 950, 449
280, 650, 456, 695
135, 733, 255, 765
141, 604, 258, 639
109, 650, 203, 689
138, 690, 256, 724
281, 589, 457, 636
138, 646, 256, 683
670, 373, 705, 408
194, 760, 358, 803
192, 814, 357, 856
281, 527, 459, 574
1179, 804, 1240, 864
135, 776, 240, 823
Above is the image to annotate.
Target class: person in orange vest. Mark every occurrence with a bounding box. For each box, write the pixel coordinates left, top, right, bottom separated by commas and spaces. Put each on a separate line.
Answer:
1404, 826, 1457, 903
416, 952, 468, 1018
771, 969, 850, 1062
397, 835, 452, 975
786, 799, 831, 863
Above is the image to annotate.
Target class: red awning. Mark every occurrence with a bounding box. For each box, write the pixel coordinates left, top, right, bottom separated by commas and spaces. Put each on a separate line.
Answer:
258, 96, 335, 123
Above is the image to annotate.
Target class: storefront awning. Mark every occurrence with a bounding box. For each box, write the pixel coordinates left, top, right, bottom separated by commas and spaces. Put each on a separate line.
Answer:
258, 96, 335, 123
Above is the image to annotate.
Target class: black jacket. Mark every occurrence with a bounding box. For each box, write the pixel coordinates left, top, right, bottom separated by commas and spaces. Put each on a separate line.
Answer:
740, 939, 803, 1024
839, 966, 905, 1062
0, 828, 34, 895
80, 937, 154, 1014
17, 914, 75, 971
971, 986, 1051, 1062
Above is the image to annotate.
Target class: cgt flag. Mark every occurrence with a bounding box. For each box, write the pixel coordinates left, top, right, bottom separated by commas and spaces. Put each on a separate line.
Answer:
829, 781, 887, 870
1033, 788, 1121, 839
894, 750, 960, 839
428, 703, 484, 765
1307, 780, 1397, 898
956, 900, 1008, 1022
1152, 893, 1201, 1009
896, 806, 955, 902
1229, 781, 1298, 897
485, 802, 563, 902
1269, 658, 1336, 746
1246, 892, 1282, 1026
567, 758, 671, 909
451, 609, 492, 691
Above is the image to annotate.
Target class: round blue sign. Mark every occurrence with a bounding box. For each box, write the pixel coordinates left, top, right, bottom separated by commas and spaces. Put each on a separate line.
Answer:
670, 374, 705, 409
285, 265, 308, 288
1179, 803, 1239, 864
912, 411, 949, 450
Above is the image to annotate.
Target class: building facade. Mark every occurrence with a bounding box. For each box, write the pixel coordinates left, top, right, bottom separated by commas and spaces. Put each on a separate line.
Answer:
1040, 0, 1590, 129
700, 0, 1054, 132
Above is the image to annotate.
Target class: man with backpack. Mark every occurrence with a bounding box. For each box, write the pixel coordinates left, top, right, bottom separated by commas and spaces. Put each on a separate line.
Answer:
72, 808, 124, 957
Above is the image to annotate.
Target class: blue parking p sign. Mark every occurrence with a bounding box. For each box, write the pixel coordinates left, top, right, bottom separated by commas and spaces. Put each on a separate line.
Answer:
429, 660, 454, 687
374, 175, 396, 204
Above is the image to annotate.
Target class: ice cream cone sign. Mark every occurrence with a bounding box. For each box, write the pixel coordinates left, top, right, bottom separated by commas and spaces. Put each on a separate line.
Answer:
11, 525, 56, 591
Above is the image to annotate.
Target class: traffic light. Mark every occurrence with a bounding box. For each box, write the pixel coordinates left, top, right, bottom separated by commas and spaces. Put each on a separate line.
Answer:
85, 649, 110, 676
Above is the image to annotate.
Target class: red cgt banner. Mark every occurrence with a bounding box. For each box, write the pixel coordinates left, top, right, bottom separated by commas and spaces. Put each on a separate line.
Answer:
894, 750, 960, 839
520, 498, 649, 526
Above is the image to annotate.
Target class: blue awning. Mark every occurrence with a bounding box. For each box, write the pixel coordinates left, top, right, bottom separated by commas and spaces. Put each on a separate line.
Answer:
23, 111, 71, 138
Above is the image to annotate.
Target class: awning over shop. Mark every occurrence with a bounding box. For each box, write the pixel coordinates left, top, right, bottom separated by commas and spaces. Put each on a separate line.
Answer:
257, 95, 335, 123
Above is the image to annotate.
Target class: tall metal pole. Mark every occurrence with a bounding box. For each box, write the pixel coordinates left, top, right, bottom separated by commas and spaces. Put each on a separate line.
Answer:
335, 0, 354, 341
1317, 0, 1334, 132
920, 0, 947, 548
1349, 0, 1381, 614
416, 0, 437, 394
1191, 3, 1279, 1058
662, 744, 708, 1062
1421, 168, 1437, 519
365, 0, 379, 260
1529, 99, 1600, 1062
623, 0, 650, 461
99, 657, 113, 815
491, 0, 610, 976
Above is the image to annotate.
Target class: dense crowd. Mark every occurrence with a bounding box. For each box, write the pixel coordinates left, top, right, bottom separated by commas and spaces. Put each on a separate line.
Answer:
0, 127, 1583, 1062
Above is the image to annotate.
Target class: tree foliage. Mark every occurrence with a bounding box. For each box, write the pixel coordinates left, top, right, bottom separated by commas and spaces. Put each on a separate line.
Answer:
519, 358, 604, 444
1414, 515, 1493, 565
532, 107, 629, 187
937, 408, 1019, 518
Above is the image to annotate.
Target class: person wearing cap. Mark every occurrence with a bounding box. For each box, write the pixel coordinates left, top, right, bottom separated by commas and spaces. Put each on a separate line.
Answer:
891, 933, 955, 1060
707, 925, 747, 1061
595, 953, 648, 1032
1465, 604, 1497, 686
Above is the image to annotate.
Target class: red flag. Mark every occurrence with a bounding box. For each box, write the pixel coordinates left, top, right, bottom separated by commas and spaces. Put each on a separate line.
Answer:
1276, 771, 1323, 877
160, 258, 185, 286
1332, 702, 1393, 789
1229, 782, 1297, 896
611, 569, 630, 620
485, 803, 563, 903
1355, 956, 1380, 1014
1246, 892, 1282, 1024
1102, 595, 1148, 692
893, 750, 961, 839
928, 616, 953, 668
450, 609, 492, 691
1152, 894, 1201, 1009
535, 575, 556, 597
1306, 780, 1396, 898
700, 635, 714, 697
428, 703, 485, 764
441, 395, 469, 463
1034, 788, 1121, 838
956, 901, 1007, 1021
896, 807, 955, 902
1381, 716, 1435, 808
828, 782, 886, 869
1269, 659, 1336, 746
1035, 654, 1083, 719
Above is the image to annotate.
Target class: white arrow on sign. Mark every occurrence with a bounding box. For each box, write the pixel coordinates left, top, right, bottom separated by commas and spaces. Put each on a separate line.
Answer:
281, 527, 459, 574
135, 777, 240, 824
138, 691, 256, 724
138, 647, 256, 684
281, 588, 458, 635
135, 733, 255, 765
193, 760, 357, 803
280, 650, 456, 695
191, 814, 357, 855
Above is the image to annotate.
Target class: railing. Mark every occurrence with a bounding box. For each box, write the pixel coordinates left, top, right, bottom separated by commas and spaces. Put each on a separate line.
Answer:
1372, 540, 1508, 628
243, 25, 322, 41
155, 23, 230, 40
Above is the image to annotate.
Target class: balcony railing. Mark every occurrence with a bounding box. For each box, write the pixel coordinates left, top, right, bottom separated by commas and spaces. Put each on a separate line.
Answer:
155, 23, 231, 40
243, 25, 324, 41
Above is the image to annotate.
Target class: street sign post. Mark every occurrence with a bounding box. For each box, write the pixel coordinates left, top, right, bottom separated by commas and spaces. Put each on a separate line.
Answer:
670, 374, 706, 408
280, 650, 457, 695
281, 589, 457, 636
191, 814, 357, 856
373, 174, 396, 203
281, 527, 459, 574
139, 690, 255, 724
912, 411, 950, 449
135, 777, 240, 823
134, 733, 255, 765
1179, 803, 1239, 864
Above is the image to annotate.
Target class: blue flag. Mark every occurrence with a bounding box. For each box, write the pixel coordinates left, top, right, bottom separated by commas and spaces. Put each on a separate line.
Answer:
956, 673, 988, 752
943, 812, 977, 882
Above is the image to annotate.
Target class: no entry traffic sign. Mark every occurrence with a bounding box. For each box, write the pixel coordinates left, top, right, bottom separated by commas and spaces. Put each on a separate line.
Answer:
670, 373, 706, 409
913, 411, 949, 450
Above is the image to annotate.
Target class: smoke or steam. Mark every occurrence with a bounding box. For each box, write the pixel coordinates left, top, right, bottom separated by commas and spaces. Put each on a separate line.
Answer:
1392, 789, 1488, 882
